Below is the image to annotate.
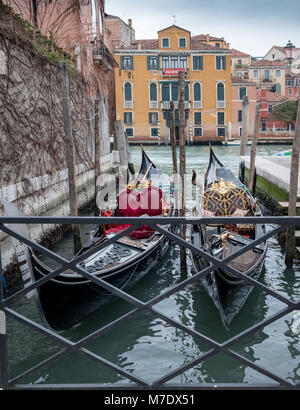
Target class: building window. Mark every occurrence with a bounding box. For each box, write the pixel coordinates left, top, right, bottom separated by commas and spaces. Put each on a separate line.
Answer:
253, 69, 258, 78
216, 56, 226, 70
268, 105, 272, 113
125, 128, 134, 138
237, 59, 242, 65
263, 70, 270, 80
161, 83, 170, 101
194, 112, 202, 125
124, 112, 133, 124
238, 110, 243, 122
179, 56, 187, 68
217, 112, 225, 125
151, 128, 159, 137
194, 127, 202, 137
239, 127, 243, 137
288, 88, 293, 95
276, 83, 281, 94
193, 82, 202, 102
124, 82, 132, 101
217, 127, 226, 137
193, 56, 203, 70
162, 38, 170, 48
147, 56, 159, 70
215, 43, 220, 48
149, 112, 158, 124
239, 86, 247, 100
261, 122, 267, 132
179, 38, 187, 48
162, 56, 169, 69
150, 83, 158, 101
171, 83, 178, 101
171, 55, 178, 68
121, 56, 133, 70
217, 83, 225, 101
276, 69, 281, 77
184, 83, 189, 101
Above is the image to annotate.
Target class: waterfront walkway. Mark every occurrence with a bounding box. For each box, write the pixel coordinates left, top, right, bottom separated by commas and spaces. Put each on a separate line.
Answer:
241, 155, 300, 198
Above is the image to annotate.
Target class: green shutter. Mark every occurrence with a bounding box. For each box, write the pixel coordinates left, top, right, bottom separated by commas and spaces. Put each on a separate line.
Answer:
217, 83, 224, 101
150, 83, 157, 101
194, 83, 201, 101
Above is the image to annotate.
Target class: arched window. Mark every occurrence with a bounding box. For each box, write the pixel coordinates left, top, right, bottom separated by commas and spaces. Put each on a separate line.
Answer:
193, 83, 201, 101
124, 82, 132, 101
217, 83, 225, 101
150, 83, 157, 101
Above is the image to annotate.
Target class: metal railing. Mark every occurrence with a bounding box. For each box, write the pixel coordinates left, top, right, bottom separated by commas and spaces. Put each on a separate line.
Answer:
0, 215, 300, 390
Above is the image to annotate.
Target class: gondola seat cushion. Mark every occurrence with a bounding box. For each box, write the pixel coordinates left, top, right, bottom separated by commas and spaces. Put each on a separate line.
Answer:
140, 186, 163, 216
117, 189, 141, 217
203, 182, 251, 217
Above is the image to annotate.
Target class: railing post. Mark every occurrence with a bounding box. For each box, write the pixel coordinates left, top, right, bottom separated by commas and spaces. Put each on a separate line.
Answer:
0, 310, 9, 390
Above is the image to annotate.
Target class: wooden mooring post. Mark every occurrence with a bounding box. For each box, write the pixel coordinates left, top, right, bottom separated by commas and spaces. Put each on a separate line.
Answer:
60, 62, 82, 253
179, 71, 187, 272
170, 101, 178, 212
285, 98, 300, 266
94, 98, 101, 199
240, 95, 250, 157
248, 103, 260, 193
115, 119, 128, 191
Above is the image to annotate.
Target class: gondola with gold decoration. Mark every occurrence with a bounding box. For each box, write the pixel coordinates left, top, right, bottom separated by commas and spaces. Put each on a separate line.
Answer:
191, 147, 267, 329
26, 148, 172, 330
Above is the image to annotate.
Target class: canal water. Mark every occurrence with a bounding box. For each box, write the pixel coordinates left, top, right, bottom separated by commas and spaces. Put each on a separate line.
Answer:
3, 144, 300, 387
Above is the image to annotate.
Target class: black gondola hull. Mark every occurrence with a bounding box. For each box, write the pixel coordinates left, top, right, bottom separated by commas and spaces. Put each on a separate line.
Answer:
31, 234, 169, 331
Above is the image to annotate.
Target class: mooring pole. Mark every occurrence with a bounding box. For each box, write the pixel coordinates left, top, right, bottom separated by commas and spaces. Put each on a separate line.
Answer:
114, 119, 128, 191
178, 71, 187, 272
94, 97, 101, 200
60, 62, 82, 253
248, 103, 260, 193
285, 98, 300, 266
240, 95, 250, 157
170, 101, 178, 212
0, 310, 8, 390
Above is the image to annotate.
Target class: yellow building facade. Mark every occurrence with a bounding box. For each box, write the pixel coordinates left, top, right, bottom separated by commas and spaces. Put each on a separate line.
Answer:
113, 25, 232, 143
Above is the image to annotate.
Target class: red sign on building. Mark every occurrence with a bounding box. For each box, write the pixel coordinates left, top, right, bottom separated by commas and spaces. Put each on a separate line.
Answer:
163, 68, 186, 76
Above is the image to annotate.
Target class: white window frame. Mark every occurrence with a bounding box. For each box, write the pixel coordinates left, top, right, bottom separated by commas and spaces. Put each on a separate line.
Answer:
253, 69, 259, 78
216, 81, 226, 108
216, 55, 226, 71
193, 81, 202, 108
149, 112, 159, 125
123, 81, 133, 108
150, 127, 160, 138
124, 111, 133, 125
125, 127, 134, 138
217, 111, 225, 126
149, 82, 158, 108
178, 37, 187, 48
276, 69, 281, 77
161, 37, 170, 48
193, 127, 203, 137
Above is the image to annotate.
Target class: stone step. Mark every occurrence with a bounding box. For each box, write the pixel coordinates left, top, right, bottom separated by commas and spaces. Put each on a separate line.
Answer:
278, 202, 300, 216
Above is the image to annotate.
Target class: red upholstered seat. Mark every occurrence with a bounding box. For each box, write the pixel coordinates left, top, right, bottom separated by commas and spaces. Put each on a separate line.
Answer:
139, 186, 163, 216
117, 188, 140, 217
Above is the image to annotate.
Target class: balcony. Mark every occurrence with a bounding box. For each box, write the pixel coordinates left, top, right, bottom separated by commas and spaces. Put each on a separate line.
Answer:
193, 101, 202, 109
217, 101, 226, 109
124, 101, 133, 109
149, 101, 159, 109
93, 39, 118, 71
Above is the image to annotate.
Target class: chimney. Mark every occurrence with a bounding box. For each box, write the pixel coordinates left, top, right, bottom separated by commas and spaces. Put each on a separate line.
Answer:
138, 42, 142, 50
206, 34, 210, 43
128, 19, 132, 27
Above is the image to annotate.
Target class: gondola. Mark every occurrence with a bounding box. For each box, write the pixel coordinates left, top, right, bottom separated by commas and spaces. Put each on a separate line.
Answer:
191, 147, 267, 329
19, 148, 172, 331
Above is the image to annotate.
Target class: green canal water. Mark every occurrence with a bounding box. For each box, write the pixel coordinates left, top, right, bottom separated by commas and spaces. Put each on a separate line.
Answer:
2, 144, 300, 387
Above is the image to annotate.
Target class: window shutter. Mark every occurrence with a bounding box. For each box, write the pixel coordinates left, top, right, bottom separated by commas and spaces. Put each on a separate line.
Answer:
121, 56, 124, 70
216, 56, 220, 70
130, 56, 133, 70
124, 82, 132, 101
162, 84, 170, 101
184, 83, 189, 101
150, 83, 157, 101
147, 56, 150, 70
199, 56, 203, 70
217, 83, 225, 101
194, 83, 201, 101
171, 83, 178, 101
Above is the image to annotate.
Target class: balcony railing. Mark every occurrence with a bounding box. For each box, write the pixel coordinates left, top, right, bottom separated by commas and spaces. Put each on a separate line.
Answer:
217, 101, 226, 109
93, 39, 118, 71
